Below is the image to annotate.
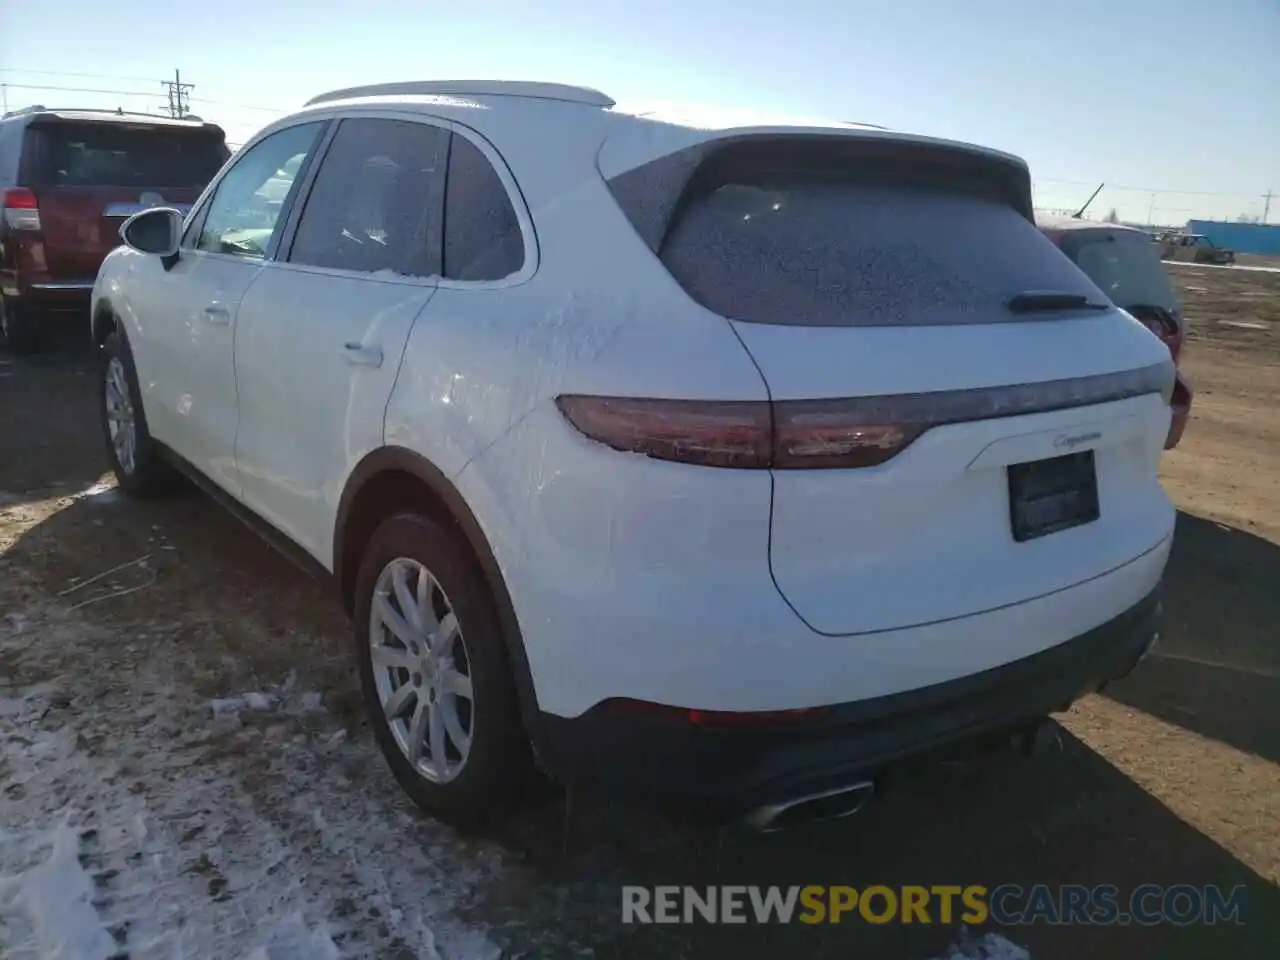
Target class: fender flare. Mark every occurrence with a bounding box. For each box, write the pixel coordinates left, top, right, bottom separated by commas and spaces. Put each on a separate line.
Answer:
334, 447, 549, 760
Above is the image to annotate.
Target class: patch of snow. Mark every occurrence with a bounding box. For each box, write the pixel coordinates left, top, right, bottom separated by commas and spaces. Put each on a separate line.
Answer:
240, 913, 342, 960
930, 929, 1031, 960
0, 820, 120, 960
72, 481, 121, 503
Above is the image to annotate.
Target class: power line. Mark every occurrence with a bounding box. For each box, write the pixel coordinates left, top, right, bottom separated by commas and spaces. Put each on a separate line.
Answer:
0, 80, 287, 118
1036, 176, 1261, 199
187, 96, 288, 114
0, 67, 163, 85
1, 81, 158, 99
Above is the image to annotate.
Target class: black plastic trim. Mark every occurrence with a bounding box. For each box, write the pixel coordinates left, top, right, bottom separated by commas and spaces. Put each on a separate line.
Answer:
537, 588, 1161, 820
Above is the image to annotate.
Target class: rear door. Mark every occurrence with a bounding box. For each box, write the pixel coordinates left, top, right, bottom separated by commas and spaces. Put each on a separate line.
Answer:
232, 116, 447, 562
22, 119, 227, 284
620, 134, 1175, 634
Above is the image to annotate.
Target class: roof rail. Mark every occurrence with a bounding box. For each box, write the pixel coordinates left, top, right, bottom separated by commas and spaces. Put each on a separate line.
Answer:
2, 104, 49, 120
304, 80, 615, 109
2, 104, 203, 123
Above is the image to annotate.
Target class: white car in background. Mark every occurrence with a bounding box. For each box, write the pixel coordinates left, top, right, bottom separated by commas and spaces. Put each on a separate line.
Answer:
92, 80, 1175, 831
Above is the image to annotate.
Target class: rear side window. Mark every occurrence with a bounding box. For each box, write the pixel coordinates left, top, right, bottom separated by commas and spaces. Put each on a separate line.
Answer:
658, 181, 1103, 327
443, 135, 524, 281
1060, 230, 1178, 312
29, 122, 227, 188
289, 118, 448, 276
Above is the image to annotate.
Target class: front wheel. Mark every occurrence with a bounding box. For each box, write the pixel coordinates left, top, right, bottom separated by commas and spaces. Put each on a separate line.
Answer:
354, 512, 535, 825
99, 331, 179, 497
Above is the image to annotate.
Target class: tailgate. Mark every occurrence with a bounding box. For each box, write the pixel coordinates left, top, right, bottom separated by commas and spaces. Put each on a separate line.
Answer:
732, 319, 1174, 634
34, 185, 202, 282
613, 129, 1177, 635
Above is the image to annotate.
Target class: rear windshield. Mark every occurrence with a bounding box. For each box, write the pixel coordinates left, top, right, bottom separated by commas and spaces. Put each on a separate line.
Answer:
658, 181, 1103, 327
1058, 229, 1178, 312
31, 122, 228, 188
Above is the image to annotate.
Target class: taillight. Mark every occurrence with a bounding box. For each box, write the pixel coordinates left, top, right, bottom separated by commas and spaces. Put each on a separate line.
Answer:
772, 400, 927, 469
554, 396, 772, 468
554, 395, 922, 470
2, 188, 41, 231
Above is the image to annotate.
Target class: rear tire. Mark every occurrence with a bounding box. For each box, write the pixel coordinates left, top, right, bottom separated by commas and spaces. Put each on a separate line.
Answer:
354, 512, 535, 825
99, 331, 179, 497
0, 297, 41, 355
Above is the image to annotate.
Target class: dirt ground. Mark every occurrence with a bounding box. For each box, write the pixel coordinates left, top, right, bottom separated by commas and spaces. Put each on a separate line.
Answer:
2, 265, 1278, 958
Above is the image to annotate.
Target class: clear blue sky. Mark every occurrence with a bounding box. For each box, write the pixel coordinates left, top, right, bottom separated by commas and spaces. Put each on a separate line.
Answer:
3, 0, 1277, 224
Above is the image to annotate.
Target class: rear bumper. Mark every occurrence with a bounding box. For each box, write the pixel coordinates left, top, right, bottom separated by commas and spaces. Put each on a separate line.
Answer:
538, 588, 1162, 820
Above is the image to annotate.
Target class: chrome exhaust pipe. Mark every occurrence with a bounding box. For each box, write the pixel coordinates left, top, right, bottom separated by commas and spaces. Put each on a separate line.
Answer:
745, 780, 875, 833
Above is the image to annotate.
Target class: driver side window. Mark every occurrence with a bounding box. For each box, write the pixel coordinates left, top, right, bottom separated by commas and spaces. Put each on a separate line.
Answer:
195, 122, 324, 260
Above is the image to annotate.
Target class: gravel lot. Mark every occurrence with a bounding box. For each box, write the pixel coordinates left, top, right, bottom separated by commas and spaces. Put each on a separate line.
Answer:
2, 264, 1278, 958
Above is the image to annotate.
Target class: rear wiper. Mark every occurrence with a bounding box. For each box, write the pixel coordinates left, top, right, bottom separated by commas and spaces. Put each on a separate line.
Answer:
1007, 291, 1110, 314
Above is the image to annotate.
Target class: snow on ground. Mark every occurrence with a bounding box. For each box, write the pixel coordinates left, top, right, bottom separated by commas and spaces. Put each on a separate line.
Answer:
1, 508, 1031, 960
0, 584, 514, 959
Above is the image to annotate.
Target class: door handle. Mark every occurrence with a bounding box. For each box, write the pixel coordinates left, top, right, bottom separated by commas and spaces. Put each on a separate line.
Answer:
202, 306, 232, 325
343, 342, 384, 368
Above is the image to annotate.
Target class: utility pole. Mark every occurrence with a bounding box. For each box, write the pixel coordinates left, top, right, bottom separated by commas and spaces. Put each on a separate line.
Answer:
1263, 189, 1274, 225
161, 69, 193, 118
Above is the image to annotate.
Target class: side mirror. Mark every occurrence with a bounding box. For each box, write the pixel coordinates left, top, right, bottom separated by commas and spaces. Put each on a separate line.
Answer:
120, 207, 183, 258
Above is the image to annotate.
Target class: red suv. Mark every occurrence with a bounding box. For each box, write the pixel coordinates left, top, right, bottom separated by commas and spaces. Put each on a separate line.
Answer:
1039, 218, 1192, 449
0, 106, 229, 352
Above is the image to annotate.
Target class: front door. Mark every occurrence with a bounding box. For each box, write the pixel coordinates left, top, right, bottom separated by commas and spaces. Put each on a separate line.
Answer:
233, 116, 448, 563
132, 121, 327, 494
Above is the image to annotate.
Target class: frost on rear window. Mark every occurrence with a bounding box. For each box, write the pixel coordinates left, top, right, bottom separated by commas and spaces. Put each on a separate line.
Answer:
659, 183, 1103, 327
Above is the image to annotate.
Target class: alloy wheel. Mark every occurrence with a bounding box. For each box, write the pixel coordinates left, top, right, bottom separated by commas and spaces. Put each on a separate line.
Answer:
104, 357, 137, 475
368, 557, 475, 783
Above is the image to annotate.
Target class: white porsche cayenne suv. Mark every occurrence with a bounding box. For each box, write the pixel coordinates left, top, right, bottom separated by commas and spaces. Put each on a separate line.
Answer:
92, 80, 1175, 830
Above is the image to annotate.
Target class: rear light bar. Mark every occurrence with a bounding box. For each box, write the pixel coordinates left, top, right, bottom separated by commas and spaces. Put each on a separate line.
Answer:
2, 188, 41, 231
556, 361, 1174, 470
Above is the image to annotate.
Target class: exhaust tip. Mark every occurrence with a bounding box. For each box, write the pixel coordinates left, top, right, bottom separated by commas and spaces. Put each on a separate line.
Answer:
745, 781, 875, 833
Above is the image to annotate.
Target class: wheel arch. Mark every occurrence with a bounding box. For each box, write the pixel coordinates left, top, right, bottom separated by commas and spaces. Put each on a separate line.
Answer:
334, 446, 549, 760
91, 296, 121, 346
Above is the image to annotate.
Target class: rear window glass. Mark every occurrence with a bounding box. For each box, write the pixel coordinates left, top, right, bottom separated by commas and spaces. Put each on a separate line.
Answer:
658, 182, 1103, 327
35, 122, 227, 188
1059, 230, 1178, 312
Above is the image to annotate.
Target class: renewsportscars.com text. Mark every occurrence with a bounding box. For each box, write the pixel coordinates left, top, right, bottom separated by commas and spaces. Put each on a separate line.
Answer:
622, 884, 1248, 926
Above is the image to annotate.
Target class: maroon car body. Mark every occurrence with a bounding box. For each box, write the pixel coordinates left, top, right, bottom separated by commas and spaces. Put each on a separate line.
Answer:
1039, 217, 1192, 450
0, 106, 228, 350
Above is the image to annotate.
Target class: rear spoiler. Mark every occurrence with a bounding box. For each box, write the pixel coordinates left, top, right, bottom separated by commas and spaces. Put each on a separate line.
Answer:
600, 128, 1034, 253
